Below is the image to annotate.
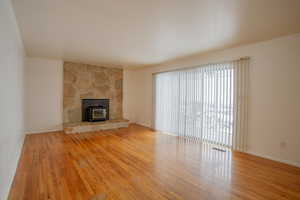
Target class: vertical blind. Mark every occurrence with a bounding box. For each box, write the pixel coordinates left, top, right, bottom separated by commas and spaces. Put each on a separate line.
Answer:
154, 58, 249, 151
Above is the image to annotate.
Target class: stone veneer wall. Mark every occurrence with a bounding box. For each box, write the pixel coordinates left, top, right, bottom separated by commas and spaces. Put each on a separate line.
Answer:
63, 62, 123, 123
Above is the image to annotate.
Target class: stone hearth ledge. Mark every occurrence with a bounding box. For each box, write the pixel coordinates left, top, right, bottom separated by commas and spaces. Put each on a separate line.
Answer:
63, 119, 129, 134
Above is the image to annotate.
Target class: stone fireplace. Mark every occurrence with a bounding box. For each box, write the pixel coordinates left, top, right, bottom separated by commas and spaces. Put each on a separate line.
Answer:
63, 62, 123, 124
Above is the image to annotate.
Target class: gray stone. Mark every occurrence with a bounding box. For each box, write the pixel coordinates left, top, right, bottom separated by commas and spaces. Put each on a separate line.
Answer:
68, 107, 81, 123
64, 70, 76, 83
115, 79, 122, 90
64, 84, 76, 97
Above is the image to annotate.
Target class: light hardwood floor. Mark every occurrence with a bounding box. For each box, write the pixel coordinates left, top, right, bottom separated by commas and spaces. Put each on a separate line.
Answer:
8, 124, 300, 200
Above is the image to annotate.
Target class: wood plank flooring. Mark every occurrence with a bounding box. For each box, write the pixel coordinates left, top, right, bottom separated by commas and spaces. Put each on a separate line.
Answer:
8, 124, 300, 200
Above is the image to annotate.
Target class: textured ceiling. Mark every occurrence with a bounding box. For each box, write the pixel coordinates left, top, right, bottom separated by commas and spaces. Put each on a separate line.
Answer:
12, 0, 300, 68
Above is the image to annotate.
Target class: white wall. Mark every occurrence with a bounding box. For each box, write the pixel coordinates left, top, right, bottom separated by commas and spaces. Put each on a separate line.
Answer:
25, 57, 63, 133
0, 0, 26, 199
123, 34, 300, 167
123, 70, 149, 124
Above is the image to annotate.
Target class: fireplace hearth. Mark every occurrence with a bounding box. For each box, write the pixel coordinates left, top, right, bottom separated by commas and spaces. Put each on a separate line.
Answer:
82, 99, 109, 122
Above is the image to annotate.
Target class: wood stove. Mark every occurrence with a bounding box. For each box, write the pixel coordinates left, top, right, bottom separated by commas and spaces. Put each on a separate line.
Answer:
82, 99, 109, 122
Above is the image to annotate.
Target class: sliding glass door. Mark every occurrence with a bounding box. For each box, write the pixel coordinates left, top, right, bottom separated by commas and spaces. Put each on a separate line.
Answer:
154, 59, 249, 150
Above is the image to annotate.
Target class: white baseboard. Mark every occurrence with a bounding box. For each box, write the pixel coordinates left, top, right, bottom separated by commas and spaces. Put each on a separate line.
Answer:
26, 128, 63, 134
246, 150, 300, 168
135, 122, 152, 128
